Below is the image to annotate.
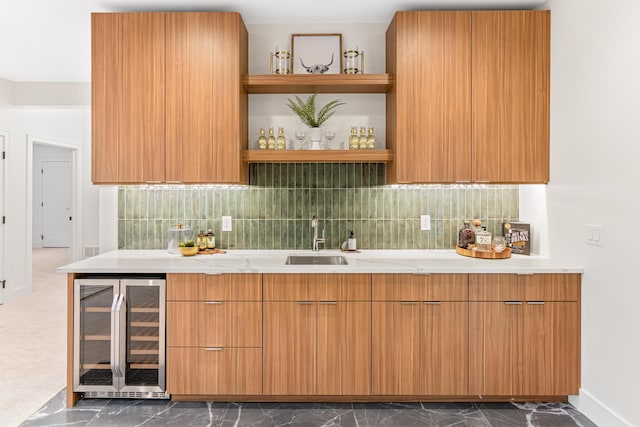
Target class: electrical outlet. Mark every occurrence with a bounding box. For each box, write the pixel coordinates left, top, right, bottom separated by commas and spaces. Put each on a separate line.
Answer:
420, 215, 431, 231
585, 224, 604, 247
222, 216, 232, 232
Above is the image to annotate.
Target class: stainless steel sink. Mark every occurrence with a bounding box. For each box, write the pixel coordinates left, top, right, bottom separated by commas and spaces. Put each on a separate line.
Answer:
285, 255, 348, 265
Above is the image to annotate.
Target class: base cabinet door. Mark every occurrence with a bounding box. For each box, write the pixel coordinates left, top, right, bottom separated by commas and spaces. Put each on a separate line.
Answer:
167, 347, 261, 395
317, 301, 371, 395
263, 302, 317, 395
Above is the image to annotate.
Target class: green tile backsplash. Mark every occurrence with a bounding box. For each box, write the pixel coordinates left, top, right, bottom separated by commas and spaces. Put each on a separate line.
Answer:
118, 163, 519, 250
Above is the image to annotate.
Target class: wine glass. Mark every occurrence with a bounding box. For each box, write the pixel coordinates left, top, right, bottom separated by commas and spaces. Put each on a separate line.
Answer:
324, 130, 336, 149
294, 131, 305, 150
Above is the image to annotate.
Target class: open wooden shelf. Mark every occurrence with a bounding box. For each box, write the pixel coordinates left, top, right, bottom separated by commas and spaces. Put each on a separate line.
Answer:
242, 74, 393, 94
243, 149, 393, 163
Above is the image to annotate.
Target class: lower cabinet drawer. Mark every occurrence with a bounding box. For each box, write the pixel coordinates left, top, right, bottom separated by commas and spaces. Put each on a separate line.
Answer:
167, 347, 262, 395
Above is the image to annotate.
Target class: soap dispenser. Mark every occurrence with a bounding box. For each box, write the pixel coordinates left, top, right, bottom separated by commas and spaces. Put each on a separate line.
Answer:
348, 231, 357, 251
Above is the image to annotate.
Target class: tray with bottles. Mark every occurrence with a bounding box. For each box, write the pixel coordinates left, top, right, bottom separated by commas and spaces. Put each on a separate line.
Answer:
455, 245, 512, 259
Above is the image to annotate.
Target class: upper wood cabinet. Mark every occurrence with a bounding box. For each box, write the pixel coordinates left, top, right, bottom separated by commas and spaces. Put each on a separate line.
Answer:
91, 12, 248, 184
472, 11, 550, 183
386, 10, 550, 184
386, 11, 471, 184
92, 13, 166, 184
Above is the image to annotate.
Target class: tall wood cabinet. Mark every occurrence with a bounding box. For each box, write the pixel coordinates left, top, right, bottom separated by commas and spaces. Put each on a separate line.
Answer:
386, 10, 549, 184
91, 12, 248, 184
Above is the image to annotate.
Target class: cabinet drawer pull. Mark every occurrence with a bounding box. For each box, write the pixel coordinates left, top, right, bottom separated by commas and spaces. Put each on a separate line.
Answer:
423, 301, 441, 305
319, 301, 337, 305
144, 181, 161, 184
527, 301, 545, 305
204, 347, 223, 351
297, 301, 314, 305
401, 301, 419, 305
455, 180, 471, 183
504, 301, 523, 305
205, 301, 223, 305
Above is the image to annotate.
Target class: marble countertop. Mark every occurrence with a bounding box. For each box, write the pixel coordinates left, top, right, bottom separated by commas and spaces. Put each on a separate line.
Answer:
57, 249, 583, 275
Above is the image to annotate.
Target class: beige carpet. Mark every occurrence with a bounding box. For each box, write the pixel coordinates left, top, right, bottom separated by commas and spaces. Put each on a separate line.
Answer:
0, 248, 69, 427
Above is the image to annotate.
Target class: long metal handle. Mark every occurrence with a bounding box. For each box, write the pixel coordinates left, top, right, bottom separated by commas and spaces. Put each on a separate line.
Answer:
504, 301, 523, 305
423, 301, 441, 305
109, 294, 119, 377
319, 301, 337, 305
527, 301, 545, 305
114, 294, 125, 377
204, 347, 223, 351
205, 301, 223, 305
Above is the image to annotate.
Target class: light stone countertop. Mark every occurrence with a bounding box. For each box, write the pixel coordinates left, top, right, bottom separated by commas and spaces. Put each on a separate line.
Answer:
57, 249, 583, 275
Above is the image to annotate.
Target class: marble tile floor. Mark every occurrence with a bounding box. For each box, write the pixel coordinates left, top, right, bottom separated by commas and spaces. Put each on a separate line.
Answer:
21, 389, 597, 427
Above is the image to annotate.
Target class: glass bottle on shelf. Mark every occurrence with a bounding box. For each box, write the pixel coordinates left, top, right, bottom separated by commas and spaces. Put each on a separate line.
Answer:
267, 127, 276, 150
349, 127, 359, 150
276, 127, 286, 150
458, 220, 475, 249
366, 127, 375, 149
258, 127, 267, 150
359, 127, 368, 149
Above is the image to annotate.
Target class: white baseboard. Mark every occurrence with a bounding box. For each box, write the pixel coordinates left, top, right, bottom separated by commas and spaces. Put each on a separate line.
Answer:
4, 283, 31, 303
570, 389, 633, 427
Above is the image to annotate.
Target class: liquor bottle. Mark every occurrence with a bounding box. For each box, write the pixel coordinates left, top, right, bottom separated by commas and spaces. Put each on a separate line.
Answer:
349, 127, 359, 150
458, 220, 475, 249
276, 127, 286, 150
206, 229, 216, 249
475, 226, 492, 252
366, 127, 375, 149
358, 127, 368, 149
258, 127, 267, 150
267, 127, 276, 150
197, 230, 206, 251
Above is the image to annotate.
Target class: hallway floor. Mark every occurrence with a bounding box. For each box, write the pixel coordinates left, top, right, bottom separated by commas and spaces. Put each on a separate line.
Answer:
2, 249, 597, 426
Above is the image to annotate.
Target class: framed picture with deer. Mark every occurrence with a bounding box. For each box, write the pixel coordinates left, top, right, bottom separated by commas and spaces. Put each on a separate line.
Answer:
291, 33, 342, 75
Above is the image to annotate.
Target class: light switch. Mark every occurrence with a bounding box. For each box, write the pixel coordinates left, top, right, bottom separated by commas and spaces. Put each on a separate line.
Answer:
585, 224, 604, 247
222, 216, 232, 232
420, 215, 431, 231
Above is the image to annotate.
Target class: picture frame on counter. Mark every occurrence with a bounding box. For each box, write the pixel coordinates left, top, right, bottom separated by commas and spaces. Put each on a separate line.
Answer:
503, 222, 531, 255
292, 33, 342, 75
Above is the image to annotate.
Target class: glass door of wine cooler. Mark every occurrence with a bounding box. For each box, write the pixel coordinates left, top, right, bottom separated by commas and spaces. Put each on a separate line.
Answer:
121, 279, 166, 393
74, 279, 120, 392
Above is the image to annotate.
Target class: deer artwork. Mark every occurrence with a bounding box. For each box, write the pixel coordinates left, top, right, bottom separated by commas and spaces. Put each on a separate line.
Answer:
299, 53, 334, 74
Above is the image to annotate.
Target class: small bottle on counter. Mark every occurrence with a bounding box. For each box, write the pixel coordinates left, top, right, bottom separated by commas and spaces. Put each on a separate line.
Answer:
458, 220, 475, 249
475, 226, 492, 252
197, 230, 206, 251
348, 231, 357, 251
366, 127, 375, 149
206, 229, 216, 249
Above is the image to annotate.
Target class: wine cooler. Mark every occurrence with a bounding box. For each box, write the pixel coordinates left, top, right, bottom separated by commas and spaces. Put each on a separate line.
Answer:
73, 277, 168, 399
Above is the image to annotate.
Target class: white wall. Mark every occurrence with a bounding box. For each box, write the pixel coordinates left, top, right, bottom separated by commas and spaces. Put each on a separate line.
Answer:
0, 107, 97, 302
522, 1, 640, 425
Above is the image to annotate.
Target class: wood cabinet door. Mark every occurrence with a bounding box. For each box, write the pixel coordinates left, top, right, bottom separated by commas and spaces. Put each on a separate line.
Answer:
420, 302, 469, 395
372, 301, 421, 395
263, 302, 316, 395
317, 301, 371, 395
91, 12, 165, 184
522, 301, 580, 395
167, 347, 261, 395
165, 12, 248, 184
469, 301, 523, 396
386, 11, 471, 183
472, 11, 550, 183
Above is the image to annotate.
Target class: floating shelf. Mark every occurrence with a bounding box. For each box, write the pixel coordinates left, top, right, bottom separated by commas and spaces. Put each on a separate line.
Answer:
242, 74, 393, 94
243, 149, 393, 163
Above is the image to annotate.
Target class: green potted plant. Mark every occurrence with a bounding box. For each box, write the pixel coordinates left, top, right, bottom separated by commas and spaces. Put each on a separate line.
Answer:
286, 94, 345, 149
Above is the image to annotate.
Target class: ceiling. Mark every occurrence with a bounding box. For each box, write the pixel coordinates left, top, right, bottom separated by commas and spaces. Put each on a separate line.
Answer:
0, 0, 545, 83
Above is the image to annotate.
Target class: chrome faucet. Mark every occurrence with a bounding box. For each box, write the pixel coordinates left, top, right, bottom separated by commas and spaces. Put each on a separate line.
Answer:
311, 215, 325, 251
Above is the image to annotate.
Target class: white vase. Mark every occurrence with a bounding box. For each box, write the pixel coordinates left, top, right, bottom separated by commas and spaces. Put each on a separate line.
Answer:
308, 127, 322, 150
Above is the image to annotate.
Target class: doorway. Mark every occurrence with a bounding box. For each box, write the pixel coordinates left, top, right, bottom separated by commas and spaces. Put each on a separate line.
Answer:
32, 144, 73, 248
0, 131, 6, 304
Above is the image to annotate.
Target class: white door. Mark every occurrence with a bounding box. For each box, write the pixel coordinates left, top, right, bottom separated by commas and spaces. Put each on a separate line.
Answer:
0, 134, 5, 304
41, 160, 72, 247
